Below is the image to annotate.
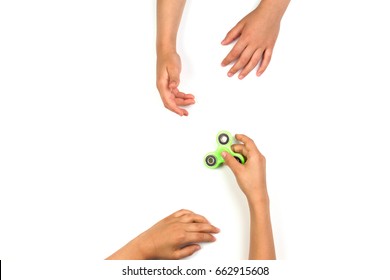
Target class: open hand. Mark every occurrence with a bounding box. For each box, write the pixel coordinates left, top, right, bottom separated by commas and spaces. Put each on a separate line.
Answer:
221, 4, 282, 79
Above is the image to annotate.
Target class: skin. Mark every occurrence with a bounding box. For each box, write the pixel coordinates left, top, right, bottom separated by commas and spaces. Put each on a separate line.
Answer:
106, 209, 219, 260
156, 0, 195, 116
222, 134, 276, 260
156, 0, 290, 116
221, 0, 291, 79
107, 134, 275, 260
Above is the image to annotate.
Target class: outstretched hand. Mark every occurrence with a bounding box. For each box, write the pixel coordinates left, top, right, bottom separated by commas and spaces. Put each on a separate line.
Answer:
221, 3, 282, 79
156, 52, 195, 116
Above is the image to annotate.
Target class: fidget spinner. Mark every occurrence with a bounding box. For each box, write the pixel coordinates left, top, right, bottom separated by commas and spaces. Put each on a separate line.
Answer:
204, 130, 245, 169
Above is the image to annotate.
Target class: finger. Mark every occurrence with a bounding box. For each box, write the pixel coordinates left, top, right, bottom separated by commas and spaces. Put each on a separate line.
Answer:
174, 91, 195, 100
163, 99, 187, 116
235, 134, 254, 146
162, 96, 183, 116
173, 244, 201, 260
221, 40, 247, 67
227, 46, 255, 77
231, 144, 249, 158
235, 134, 260, 154
238, 48, 263, 79
257, 48, 273, 77
221, 23, 243, 45
180, 213, 210, 224
172, 209, 193, 218
185, 232, 216, 244
166, 93, 191, 116
222, 151, 243, 176
175, 98, 195, 106
186, 223, 220, 233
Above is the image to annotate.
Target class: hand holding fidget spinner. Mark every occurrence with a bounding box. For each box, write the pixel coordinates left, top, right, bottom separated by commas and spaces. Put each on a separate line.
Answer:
204, 130, 245, 169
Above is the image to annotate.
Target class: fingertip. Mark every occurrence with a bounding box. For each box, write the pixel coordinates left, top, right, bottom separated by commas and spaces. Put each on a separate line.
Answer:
174, 110, 184, 117
227, 72, 233, 77
221, 151, 227, 158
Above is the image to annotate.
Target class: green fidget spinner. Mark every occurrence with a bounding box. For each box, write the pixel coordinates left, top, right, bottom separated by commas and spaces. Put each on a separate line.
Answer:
204, 130, 246, 169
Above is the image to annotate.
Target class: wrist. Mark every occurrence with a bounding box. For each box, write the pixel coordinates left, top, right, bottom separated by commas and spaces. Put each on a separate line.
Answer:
106, 238, 148, 260
246, 191, 270, 208
156, 40, 177, 56
256, 0, 290, 21
248, 198, 271, 220
129, 235, 154, 260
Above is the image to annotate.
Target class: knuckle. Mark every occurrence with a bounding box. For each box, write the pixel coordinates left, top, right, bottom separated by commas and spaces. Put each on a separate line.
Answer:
245, 137, 254, 145
254, 152, 266, 163
193, 223, 203, 231
240, 52, 252, 62
197, 233, 207, 241
197, 214, 206, 221
172, 251, 182, 260
175, 232, 186, 243
230, 49, 240, 58
249, 58, 259, 68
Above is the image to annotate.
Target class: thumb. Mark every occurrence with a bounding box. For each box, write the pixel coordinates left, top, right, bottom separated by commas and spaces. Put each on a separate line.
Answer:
174, 244, 201, 259
222, 151, 242, 175
168, 67, 181, 91
221, 23, 243, 45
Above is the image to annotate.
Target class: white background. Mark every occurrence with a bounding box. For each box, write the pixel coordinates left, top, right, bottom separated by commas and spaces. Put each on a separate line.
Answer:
1, 0, 390, 278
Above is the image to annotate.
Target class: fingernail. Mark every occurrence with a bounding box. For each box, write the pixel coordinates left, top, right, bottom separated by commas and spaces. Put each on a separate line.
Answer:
195, 245, 201, 251
238, 75, 243, 79
221, 152, 227, 158
227, 72, 233, 77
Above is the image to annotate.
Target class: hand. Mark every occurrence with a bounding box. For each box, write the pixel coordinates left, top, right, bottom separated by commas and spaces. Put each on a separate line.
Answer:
221, 3, 282, 79
222, 134, 268, 204
107, 209, 219, 260
156, 51, 195, 116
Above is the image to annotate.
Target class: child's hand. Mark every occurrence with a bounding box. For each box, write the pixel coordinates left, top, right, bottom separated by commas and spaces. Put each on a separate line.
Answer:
156, 51, 195, 116
109, 209, 219, 260
221, 3, 282, 79
222, 134, 268, 204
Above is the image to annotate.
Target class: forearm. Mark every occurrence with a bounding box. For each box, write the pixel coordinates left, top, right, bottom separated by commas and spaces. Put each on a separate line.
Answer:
106, 238, 147, 260
156, 0, 186, 53
247, 197, 276, 260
